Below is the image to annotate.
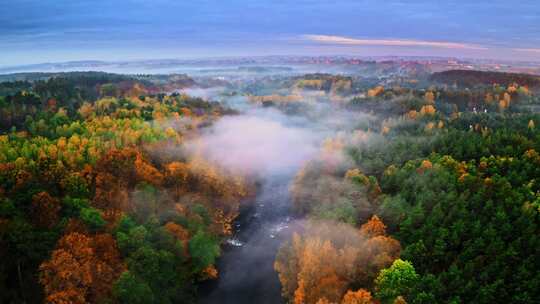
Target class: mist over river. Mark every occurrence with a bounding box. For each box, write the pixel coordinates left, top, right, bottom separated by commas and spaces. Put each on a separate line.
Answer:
196, 101, 320, 303
192, 82, 369, 303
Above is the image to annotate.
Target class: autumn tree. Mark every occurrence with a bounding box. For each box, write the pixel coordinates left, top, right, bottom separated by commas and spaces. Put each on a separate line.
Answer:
39, 232, 125, 303
93, 148, 163, 212
357, 216, 401, 287
359, 215, 386, 238
341, 289, 374, 304
499, 92, 511, 110
296, 238, 347, 303
275, 219, 401, 304
164, 161, 189, 199
31, 192, 61, 228
419, 105, 436, 116
368, 86, 384, 97
134, 154, 164, 187
164, 221, 190, 255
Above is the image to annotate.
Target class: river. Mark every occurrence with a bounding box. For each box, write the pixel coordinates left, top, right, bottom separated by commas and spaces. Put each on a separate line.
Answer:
199, 173, 298, 304
195, 86, 341, 304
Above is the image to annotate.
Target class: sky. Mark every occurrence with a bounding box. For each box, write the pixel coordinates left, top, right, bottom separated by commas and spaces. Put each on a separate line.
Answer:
1, 0, 539, 66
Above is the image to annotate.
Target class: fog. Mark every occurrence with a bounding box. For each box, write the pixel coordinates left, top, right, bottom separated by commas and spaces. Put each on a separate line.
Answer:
189, 68, 377, 303
185, 109, 320, 176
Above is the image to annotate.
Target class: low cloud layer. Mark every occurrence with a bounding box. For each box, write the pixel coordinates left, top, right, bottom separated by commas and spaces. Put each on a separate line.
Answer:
184, 108, 321, 176
303, 34, 486, 50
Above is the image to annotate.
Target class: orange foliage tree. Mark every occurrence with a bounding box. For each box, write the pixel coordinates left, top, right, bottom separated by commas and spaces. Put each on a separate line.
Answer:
419, 105, 436, 116
341, 289, 374, 304
39, 232, 125, 303
164, 161, 190, 199
92, 147, 164, 211
275, 217, 400, 304
359, 215, 386, 238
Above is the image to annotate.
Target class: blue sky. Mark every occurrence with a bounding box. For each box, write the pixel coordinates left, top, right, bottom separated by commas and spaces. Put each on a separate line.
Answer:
1, 0, 539, 66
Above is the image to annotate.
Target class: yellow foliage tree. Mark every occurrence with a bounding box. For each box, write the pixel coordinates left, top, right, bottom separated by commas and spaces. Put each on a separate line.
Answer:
499, 92, 511, 110
437, 120, 444, 129
424, 122, 435, 132
424, 91, 435, 104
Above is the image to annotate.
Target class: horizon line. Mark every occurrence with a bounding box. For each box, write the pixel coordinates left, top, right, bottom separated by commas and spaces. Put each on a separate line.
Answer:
2, 53, 540, 70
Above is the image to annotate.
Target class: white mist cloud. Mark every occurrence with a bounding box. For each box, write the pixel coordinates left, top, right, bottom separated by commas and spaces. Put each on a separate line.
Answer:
303, 34, 487, 50
184, 109, 321, 176
181, 87, 227, 100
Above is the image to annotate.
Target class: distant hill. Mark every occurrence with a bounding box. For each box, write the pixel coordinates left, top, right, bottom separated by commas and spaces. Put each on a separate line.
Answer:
0, 71, 135, 83
0, 71, 196, 109
430, 70, 540, 88
0, 71, 193, 85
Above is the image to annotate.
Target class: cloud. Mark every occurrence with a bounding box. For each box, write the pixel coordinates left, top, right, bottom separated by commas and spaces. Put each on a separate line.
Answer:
303, 34, 487, 50
513, 48, 540, 54
183, 108, 321, 176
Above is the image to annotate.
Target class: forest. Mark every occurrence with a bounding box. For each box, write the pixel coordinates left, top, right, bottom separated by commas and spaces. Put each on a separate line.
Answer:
0, 72, 251, 303
0, 68, 539, 304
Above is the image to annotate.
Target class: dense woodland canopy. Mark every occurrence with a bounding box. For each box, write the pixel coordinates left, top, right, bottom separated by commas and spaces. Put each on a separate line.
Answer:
0, 69, 539, 303
279, 70, 540, 303
0, 72, 249, 303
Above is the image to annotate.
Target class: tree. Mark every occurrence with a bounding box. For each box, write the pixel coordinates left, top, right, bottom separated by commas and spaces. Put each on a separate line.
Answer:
316, 297, 331, 304
360, 215, 387, 238
296, 238, 347, 303
39, 233, 94, 303
31, 192, 61, 229
419, 105, 436, 116
499, 92, 511, 110
424, 91, 435, 104
275, 220, 401, 304
189, 231, 220, 273
113, 271, 154, 304
39, 232, 125, 303
78, 102, 94, 119
125, 246, 184, 302
80, 208, 105, 231
276, 231, 348, 304
164, 222, 190, 255
341, 289, 374, 304
165, 161, 189, 198
45, 289, 86, 304
375, 259, 419, 304
275, 234, 301, 300
91, 234, 126, 301
134, 154, 164, 187
61, 173, 90, 198
368, 86, 384, 97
